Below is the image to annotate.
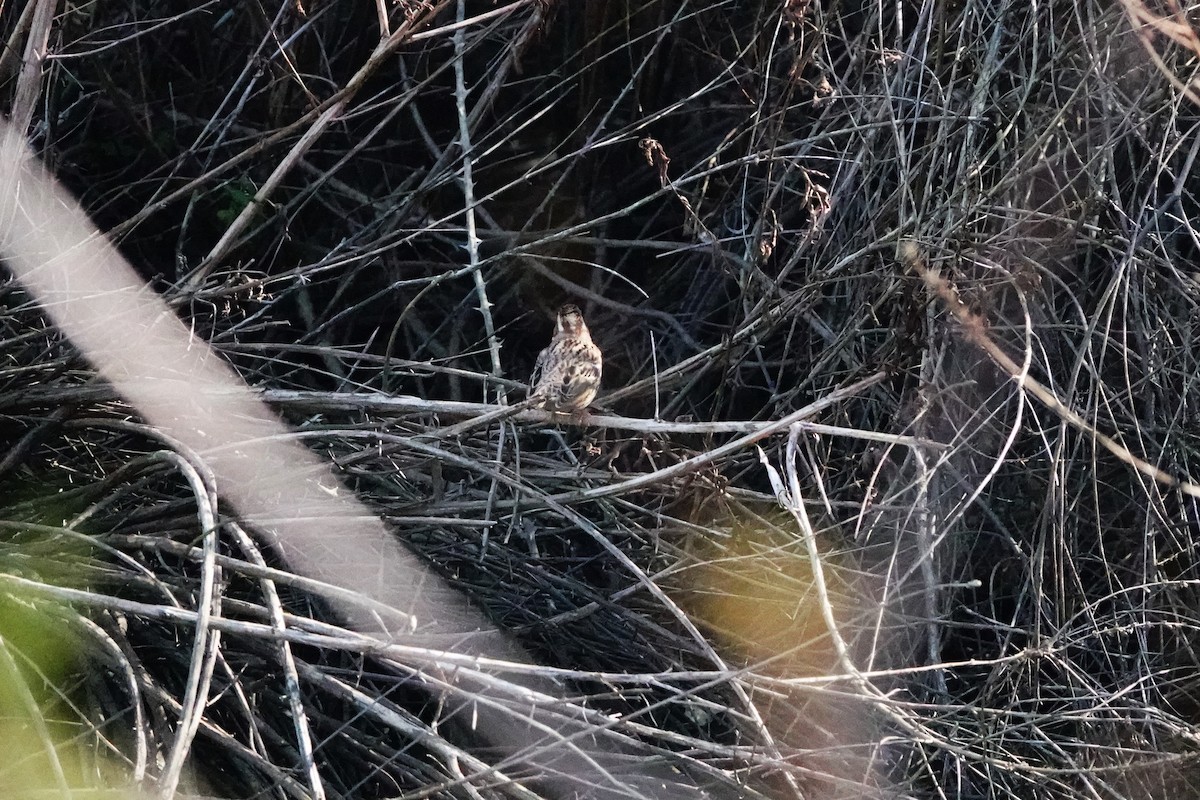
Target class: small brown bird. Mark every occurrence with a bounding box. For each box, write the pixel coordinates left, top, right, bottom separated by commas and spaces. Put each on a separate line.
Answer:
531, 303, 603, 412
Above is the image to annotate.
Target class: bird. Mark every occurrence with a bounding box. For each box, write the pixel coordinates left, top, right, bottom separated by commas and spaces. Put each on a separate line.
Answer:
530, 303, 603, 412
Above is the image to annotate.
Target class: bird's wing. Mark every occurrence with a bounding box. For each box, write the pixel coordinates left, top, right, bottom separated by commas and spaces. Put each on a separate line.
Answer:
561, 360, 601, 405
530, 345, 551, 396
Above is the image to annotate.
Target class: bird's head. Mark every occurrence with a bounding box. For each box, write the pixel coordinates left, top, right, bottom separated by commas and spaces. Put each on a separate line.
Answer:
554, 304, 589, 337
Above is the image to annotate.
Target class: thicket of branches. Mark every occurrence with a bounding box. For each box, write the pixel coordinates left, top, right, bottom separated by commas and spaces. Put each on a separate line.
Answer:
2, 0, 1200, 798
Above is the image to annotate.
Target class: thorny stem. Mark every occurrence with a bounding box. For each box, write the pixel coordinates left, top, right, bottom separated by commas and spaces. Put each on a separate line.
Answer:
454, 0, 504, 398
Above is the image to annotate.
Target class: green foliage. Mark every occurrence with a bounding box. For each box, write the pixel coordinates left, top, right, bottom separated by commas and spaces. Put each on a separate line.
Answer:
0, 524, 129, 798
215, 177, 258, 225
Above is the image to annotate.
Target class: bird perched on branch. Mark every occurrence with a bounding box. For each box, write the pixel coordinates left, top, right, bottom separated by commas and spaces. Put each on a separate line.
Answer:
531, 303, 602, 412
427, 304, 601, 438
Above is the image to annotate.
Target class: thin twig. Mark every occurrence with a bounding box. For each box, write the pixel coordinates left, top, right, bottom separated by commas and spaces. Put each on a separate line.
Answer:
183, 0, 463, 289
900, 239, 1200, 498
9, 0, 58, 137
